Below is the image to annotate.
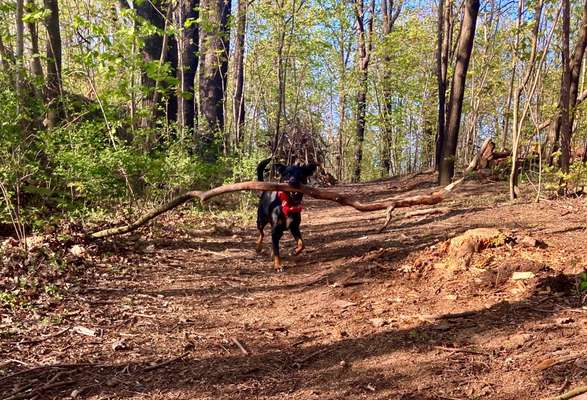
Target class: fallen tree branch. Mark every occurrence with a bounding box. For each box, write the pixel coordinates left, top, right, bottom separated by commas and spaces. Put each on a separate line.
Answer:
544, 385, 587, 400
89, 139, 492, 239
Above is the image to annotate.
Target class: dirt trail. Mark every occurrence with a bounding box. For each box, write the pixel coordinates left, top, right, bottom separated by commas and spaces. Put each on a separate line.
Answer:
2, 173, 587, 399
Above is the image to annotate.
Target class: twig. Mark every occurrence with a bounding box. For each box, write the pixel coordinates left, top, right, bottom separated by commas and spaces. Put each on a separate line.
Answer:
0, 363, 97, 385
543, 385, 587, 400
231, 338, 250, 355
403, 207, 450, 218
434, 345, 490, 356
0, 359, 30, 368
4, 379, 76, 400
144, 352, 189, 372
15, 327, 71, 345
294, 347, 334, 364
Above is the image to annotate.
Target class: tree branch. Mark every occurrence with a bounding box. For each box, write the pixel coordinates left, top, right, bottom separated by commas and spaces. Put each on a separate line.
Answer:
89, 139, 492, 240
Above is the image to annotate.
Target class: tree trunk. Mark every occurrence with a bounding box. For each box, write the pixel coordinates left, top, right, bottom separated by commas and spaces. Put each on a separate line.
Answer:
351, 0, 374, 183
545, 0, 587, 165
43, 0, 62, 128
337, 90, 346, 181
175, 0, 199, 135
232, 0, 247, 146
136, 0, 171, 132
26, 0, 43, 81
559, 0, 572, 176
435, 0, 451, 170
199, 0, 231, 161
509, 0, 543, 200
560, 0, 587, 172
380, 0, 403, 177
16, 0, 24, 115
352, 69, 368, 182
438, 0, 480, 186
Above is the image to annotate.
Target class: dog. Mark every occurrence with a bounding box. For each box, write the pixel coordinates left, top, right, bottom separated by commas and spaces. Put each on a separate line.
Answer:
256, 158, 317, 271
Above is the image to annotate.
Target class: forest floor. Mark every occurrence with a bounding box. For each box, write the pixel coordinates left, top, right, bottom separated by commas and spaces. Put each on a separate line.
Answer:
2, 172, 587, 400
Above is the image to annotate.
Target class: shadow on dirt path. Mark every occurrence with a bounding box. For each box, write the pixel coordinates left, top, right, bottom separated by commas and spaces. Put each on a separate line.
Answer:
2, 173, 587, 400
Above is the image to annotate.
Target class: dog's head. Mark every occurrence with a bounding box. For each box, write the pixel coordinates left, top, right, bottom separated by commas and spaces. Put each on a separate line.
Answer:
273, 163, 317, 186
273, 162, 317, 204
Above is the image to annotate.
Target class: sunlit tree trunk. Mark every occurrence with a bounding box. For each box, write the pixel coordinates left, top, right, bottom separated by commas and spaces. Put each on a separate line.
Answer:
232, 0, 247, 146
560, 0, 587, 174
509, 0, 543, 200
26, 0, 43, 81
199, 0, 231, 160
380, 0, 403, 177
438, 0, 480, 186
351, 0, 374, 183
435, 0, 451, 170
559, 0, 572, 177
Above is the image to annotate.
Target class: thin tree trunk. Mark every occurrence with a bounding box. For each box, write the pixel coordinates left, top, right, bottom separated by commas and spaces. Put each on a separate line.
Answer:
272, 25, 287, 157
509, 0, 543, 199
560, 0, 572, 176
380, 0, 403, 176
351, 0, 374, 183
337, 90, 346, 180
438, 0, 480, 186
26, 0, 43, 81
43, 0, 62, 128
435, 0, 451, 170
15, 0, 24, 115
232, 0, 247, 146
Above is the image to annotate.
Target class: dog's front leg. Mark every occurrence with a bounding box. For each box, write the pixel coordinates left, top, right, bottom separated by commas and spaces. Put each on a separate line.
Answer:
290, 222, 305, 255
271, 225, 285, 271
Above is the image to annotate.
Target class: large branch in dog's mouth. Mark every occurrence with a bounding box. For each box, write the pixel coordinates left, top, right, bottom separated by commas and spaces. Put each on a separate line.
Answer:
200, 181, 447, 211
89, 139, 491, 239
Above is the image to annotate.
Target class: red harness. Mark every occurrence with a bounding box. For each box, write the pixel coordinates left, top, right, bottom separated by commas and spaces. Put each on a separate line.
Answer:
277, 191, 303, 218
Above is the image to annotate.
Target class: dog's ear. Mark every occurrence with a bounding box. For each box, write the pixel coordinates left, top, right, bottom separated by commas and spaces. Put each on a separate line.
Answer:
273, 163, 287, 176
303, 163, 318, 177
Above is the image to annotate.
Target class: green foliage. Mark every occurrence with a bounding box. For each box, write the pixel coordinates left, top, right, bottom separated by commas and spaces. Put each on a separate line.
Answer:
579, 272, 587, 292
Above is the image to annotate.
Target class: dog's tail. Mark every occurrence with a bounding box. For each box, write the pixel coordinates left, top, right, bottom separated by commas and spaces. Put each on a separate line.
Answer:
256, 157, 272, 181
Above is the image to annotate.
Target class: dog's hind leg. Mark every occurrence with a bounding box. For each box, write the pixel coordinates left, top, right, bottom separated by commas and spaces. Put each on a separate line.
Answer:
256, 227, 265, 253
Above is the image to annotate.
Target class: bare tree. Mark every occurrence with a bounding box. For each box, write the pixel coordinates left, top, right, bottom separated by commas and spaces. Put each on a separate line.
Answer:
438, 0, 480, 186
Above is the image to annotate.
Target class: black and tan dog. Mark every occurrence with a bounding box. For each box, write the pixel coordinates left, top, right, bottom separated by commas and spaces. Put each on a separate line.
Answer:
256, 158, 317, 271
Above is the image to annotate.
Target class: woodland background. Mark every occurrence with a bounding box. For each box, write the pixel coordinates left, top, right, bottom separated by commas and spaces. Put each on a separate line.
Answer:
0, 0, 586, 230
